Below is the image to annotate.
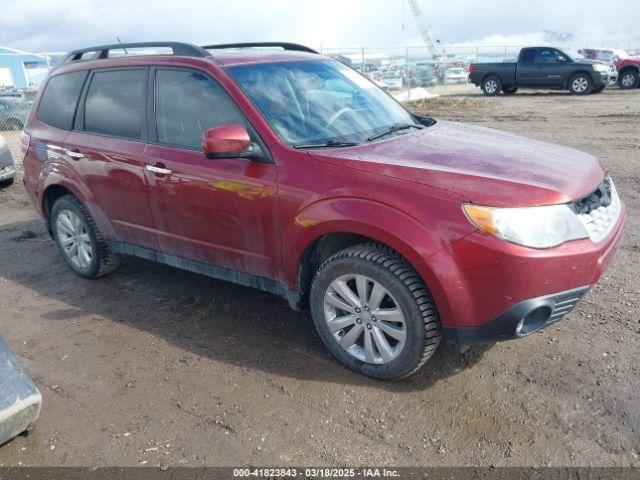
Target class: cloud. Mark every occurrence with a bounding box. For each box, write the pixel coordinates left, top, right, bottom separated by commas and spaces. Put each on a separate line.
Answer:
0, 0, 638, 53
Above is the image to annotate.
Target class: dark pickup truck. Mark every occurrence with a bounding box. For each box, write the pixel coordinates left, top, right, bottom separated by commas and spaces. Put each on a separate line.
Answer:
469, 46, 617, 96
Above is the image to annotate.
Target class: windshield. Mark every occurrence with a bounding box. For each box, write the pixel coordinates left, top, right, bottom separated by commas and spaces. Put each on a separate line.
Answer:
564, 50, 586, 61
226, 60, 417, 146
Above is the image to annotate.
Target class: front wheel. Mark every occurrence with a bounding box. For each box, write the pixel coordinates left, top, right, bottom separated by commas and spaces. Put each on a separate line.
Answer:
569, 73, 592, 95
481, 75, 502, 96
310, 243, 441, 380
51, 195, 119, 278
618, 70, 639, 89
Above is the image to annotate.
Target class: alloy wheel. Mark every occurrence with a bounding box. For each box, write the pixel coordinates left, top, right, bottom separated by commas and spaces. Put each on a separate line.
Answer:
621, 73, 635, 88
56, 210, 93, 270
323, 274, 407, 365
572, 77, 589, 93
485, 80, 498, 94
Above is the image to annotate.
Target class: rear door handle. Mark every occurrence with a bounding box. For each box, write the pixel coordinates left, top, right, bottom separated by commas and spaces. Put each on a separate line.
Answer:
145, 164, 172, 175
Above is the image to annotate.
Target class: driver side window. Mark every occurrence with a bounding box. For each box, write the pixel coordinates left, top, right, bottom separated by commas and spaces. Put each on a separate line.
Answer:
154, 69, 246, 149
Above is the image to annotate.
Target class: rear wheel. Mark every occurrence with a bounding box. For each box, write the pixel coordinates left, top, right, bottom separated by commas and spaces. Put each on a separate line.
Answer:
51, 195, 119, 278
310, 243, 441, 380
481, 75, 502, 96
502, 86, 518, 95
618, 70, 639, 89
569, 73, 592, 95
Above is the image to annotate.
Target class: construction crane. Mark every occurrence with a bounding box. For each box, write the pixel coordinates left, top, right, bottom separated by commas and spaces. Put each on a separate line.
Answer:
406, 0, 443, 60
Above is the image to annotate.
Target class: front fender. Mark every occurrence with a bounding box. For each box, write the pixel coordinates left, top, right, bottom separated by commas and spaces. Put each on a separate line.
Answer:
282, 197, 462, 322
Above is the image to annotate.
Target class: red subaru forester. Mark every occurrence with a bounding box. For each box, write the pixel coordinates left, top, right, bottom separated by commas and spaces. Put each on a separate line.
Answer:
21, 42, 626, 379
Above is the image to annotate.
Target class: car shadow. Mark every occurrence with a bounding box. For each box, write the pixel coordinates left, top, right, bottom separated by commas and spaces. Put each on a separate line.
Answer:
0, 218, 493, 392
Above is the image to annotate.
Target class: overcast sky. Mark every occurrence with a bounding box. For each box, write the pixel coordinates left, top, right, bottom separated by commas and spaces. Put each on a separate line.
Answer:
1, 0, 638, 53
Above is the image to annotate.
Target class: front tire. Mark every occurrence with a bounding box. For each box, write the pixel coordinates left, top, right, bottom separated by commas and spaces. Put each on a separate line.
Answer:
310, 243, 441, 380
51, 195, 119, 278
481, 75, 502, 96
618, 69, 639, 89
569, 73, 592, 95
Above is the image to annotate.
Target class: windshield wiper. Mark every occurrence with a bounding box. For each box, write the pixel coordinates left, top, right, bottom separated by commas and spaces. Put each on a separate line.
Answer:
366, 123, 423, 142
292, 140, 360, 149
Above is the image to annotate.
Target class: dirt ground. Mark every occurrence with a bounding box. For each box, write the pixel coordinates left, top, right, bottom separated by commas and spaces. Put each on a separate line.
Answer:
0, 87, 638, 468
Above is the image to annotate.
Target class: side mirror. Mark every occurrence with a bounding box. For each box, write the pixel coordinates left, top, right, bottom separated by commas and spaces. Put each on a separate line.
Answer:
556, 56, 567, 63
202, 124, 251, 159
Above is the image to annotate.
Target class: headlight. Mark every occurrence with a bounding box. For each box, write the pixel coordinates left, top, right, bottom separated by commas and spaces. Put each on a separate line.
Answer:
463, 203, 588, 249
592, 64, 608, 72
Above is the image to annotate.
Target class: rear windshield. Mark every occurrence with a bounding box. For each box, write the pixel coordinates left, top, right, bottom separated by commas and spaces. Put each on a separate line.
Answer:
37, 71, 87, 130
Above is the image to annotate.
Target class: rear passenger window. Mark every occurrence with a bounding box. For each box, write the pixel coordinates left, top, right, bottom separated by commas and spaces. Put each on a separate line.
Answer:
37, 72, 87, 130
520, 49, 535, 64
154, 69, 246, 149
84, 69, 145, 139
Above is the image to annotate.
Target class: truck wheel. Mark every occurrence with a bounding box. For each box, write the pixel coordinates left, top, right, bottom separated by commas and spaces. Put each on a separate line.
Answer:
618, 70, 639, 89
51, 195, 119, 278
569, 73, 592, 95
502, 86, 518, 95
310, 243, 442, 380
591, 85, 606, 94
0, 178, 14, 188
481, 76, 502, 96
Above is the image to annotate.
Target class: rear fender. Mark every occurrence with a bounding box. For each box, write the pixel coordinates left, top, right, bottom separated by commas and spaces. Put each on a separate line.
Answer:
40, 161, 116, 239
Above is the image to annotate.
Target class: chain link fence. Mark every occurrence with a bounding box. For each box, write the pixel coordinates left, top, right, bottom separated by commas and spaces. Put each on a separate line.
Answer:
1, 43, 639, 133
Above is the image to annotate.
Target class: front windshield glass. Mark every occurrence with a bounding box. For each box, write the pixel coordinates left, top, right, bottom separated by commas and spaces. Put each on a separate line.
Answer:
564, 50, 585, 61
226, 60, 417, 146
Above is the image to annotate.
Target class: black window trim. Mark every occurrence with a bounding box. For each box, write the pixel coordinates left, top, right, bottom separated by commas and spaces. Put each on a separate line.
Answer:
74, 66, 150, 142
147, 65, 273, 163
36, 70, 89, 131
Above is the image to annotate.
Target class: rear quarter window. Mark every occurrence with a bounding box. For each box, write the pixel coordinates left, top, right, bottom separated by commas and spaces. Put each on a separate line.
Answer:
37, 71, 87, 130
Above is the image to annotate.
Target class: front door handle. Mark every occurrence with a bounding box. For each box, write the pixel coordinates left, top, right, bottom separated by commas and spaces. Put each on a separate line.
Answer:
145, 164, 172, 175
65, 149, 84, 159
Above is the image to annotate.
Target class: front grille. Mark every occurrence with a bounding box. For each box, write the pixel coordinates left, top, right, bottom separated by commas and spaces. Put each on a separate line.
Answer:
546, 289, 587, 324
574, 177, 621, 243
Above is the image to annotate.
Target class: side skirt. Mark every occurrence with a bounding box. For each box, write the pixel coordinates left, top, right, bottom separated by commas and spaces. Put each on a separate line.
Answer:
106, 241, 301, 310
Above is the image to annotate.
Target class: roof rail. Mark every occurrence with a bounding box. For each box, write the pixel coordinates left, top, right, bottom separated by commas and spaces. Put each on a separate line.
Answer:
203, 42, 318, 54
60, 42, 211, 64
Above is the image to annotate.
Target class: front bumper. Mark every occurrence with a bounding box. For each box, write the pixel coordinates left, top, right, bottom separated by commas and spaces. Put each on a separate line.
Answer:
444, 285, 589, 344
0, 164, 16, 181
427, 202, 626, 345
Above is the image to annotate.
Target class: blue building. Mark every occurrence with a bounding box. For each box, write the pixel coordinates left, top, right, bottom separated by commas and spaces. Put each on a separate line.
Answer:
0, 47, 50, 90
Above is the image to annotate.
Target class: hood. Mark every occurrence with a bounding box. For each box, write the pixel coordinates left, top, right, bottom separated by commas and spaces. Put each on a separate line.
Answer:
309, 121, 605, 207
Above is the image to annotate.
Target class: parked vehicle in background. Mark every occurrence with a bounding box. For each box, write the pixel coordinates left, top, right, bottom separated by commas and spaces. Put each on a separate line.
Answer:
469, 47, 615, 95
22, 41, 626, 380
0, 134, 16, 187
380, 70, 403, 90
0, 97, 31, 130
443, 67, 467, 84
405, 66, 437, 88
617, 58, 640, 89
578, 48, 640, 89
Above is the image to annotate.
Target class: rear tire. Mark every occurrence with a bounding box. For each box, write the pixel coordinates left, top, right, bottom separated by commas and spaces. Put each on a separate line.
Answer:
0, 177, 14, 188
568, 73, 592, 95
481, 75, 502, 96
51, 195, 119, 278
618, 69, 639, 89
310, 243, 441, 380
